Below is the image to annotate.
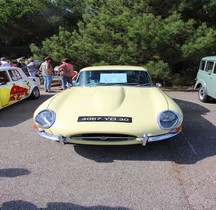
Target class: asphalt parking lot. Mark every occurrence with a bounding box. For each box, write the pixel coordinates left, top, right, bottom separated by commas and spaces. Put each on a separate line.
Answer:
0, 89, 216, 210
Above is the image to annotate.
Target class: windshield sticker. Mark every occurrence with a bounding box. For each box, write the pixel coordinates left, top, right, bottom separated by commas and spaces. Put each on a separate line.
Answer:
78, 116, 132, 123
100, 73, 127, 83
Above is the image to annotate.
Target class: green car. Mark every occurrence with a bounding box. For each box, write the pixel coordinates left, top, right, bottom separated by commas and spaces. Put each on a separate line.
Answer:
194, 56, 216, 102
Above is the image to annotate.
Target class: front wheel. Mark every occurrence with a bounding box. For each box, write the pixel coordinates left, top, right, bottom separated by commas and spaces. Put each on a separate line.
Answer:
29, 87, 40, 99
198, 86, 210, 102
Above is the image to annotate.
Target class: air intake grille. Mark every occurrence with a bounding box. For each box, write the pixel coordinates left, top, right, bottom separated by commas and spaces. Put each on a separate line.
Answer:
71, 134, 136, 141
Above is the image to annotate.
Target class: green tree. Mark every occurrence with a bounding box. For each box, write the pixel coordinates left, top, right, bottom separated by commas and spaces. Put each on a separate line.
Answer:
0, 0, 84, 57
30, 0, 216, 85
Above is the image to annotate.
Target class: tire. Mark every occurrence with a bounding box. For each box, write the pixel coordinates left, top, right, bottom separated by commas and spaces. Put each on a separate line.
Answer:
29, 87, 40, 99
198, 86, 210, 102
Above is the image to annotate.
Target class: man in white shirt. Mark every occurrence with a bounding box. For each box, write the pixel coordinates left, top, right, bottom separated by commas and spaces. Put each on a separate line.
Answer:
0, 57, 10, 67
27, 57, 40, 77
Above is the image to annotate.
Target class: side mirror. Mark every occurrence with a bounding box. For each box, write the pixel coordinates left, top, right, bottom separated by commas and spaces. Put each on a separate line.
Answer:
0, 77, 7, 85
0, 82, 7, 86
156, 83, 162, 88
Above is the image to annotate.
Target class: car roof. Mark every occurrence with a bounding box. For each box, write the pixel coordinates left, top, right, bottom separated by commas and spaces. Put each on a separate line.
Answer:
80, 65, 147, 72
0, 66, 21, 71
201, 56, 216, 61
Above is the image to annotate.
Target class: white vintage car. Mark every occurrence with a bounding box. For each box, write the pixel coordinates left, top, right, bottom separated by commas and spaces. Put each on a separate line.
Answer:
194, 56, 216, 102
0, 67, 40, 109
34, 65, 183, 146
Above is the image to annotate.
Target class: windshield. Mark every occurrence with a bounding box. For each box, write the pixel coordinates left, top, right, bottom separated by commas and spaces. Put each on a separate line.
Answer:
75, 70, 152, 87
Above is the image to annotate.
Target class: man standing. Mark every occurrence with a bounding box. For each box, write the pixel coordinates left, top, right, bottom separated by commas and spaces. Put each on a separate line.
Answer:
0, 57, 10, 67
16, 57, 29, 76
27, 57, 39, 77
39, 57, 54, 92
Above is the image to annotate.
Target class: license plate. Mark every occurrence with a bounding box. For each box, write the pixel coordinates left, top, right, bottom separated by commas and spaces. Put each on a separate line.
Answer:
78, 116, 132, 123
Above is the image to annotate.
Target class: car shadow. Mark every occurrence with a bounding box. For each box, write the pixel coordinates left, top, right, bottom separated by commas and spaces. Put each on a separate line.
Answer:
1, 200, 130, 210
74, 98, 216, 165
0, 168, 31, 177
0, 94, 54, 127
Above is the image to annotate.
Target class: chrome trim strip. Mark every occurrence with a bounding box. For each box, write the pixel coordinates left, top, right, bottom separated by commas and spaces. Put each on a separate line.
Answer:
34, 129, 59, 141
71, 136, 134, 140
34, 128, 182, 145
136, 129, 182, 144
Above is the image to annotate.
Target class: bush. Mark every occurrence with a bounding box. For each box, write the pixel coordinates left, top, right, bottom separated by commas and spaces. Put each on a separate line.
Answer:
145, 60, 170, 86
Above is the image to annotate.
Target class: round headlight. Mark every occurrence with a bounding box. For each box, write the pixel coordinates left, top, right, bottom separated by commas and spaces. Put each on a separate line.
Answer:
158, 110, 180, 129
35, 109, 56, 129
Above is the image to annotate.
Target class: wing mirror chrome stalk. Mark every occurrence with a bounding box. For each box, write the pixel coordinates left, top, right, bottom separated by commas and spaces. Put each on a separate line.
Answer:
156, 83, 162, 88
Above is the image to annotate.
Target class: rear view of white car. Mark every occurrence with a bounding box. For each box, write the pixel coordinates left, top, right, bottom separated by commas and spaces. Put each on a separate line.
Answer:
0, 66, 40, 109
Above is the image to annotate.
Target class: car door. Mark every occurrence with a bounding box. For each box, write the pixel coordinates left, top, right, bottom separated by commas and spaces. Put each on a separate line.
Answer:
207, 62, 216, 99
7, 69, 31, 102
0, 70, 14, 109
203, 61, 215, 97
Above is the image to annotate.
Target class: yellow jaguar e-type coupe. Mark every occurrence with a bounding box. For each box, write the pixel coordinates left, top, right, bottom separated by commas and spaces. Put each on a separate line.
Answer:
33, 66, 183, 146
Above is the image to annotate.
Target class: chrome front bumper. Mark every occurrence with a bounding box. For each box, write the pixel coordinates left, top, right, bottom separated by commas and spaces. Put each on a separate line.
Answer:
34, 127, 182, 146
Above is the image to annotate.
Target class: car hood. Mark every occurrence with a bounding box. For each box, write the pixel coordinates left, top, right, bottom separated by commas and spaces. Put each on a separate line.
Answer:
48, 86, 169, 112
35, 86, 180, 136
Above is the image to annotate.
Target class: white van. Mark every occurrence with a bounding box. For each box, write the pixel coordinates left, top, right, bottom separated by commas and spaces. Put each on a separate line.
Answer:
194, 56, 216, 102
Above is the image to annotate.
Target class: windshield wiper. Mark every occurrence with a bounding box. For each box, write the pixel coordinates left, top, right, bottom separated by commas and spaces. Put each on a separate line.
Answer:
95, 83, 152, 86
97, 83, 130, 86
96, 83, 113, 86
135, 83, 152, 87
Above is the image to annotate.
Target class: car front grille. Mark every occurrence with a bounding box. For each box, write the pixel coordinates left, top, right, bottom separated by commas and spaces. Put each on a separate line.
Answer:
70, 134, 136, 141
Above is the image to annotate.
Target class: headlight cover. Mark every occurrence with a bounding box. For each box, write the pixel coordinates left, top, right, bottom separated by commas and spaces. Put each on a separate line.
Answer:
158, 110, 180, 129
35, 109, 56, 129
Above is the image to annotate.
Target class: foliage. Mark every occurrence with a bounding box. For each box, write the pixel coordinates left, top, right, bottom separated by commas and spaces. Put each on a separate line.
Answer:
145, 60, 170, 85
1, 0, 216, 85
0, 0, 56, 45
30, 27, 80, 65
0, 0, 83, 56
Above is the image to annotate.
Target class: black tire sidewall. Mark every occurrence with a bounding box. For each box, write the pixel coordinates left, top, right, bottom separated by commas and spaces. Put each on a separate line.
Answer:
30, 87, 40, 99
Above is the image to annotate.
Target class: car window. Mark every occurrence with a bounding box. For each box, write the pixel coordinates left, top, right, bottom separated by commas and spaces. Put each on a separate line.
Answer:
199, 60, 206, 71
205, 61, 214, 73
76, 70, 152, 87
8, 69, 22, 81
0, 71, 10, 84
